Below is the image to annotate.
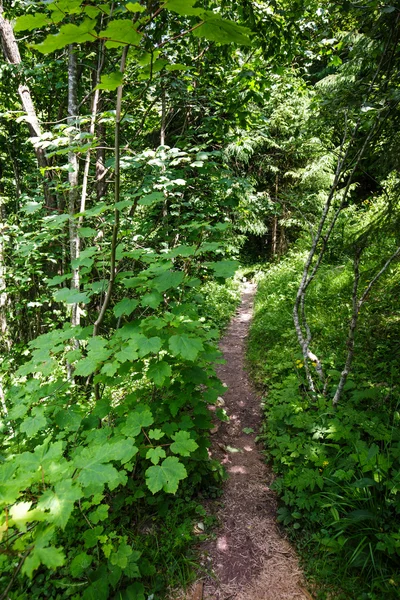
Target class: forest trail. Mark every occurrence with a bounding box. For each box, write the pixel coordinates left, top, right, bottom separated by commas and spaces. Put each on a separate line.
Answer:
192, 283, 309, 600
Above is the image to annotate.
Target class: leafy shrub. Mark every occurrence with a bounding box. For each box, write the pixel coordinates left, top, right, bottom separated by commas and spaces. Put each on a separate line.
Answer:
248, 242, 400, 598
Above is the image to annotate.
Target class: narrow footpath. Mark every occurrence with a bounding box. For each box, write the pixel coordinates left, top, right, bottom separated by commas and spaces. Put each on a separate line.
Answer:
195, 283, 310, 600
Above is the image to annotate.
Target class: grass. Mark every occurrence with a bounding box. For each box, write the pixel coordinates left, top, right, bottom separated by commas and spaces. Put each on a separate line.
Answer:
247, 240, 400, 599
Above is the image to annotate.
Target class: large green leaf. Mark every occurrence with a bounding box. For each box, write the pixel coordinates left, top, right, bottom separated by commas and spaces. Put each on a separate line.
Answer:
147, 360, 171, 386
152, 270, 184, 292
208, 260, 240, 279
54, 288, 90, 305
20, 408, 47, 438
126, 2, 146, 12
14, 13, 51, 32
170, 431, 199, 457
113, 298, 139, 318
32, 19, 96, 53
70, 552, 93, 578
141, 291, 163, 309
145, 456, 187, 494
73, 446, 120, 488
193, 16, 252, 46
37, 480, 83, 529
74, 357, 98, 377
137, 336, 162, 357
121, 408, 154, 437
169, 334, 203, 361
164, 0, 203, 16
99, 20, 142, 48
96, 71, 124, 91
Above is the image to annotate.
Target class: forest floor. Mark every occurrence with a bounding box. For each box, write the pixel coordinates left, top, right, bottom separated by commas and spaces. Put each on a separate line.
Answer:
186, 283, 310, 600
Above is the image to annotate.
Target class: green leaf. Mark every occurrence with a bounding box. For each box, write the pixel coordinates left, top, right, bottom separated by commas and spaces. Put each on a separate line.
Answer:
193, 16, 252, 46
148, 428, 164, 440
145, 456, 187, 494
73, 446, 120, 488
108, 439, 138, 464
138, 191, 164, 206
170, 430, 198, 457
152, 270, 184, 292
9, 502, 47, 532
110, 541, 132, 569
164, 0, 203, 16
169, 334, 203, 361
137, 336, 162, 357
70, 552, 93, 577
54, 407, 82, 431
121, 408, 154, 437
123, 551, 142, 578
20, 407, 47, 438
113, 298, 139, 318
90, 504, 109, 524
74, 357, 98, 377
21, 526, 65, 577
24, 544, 65, 578
141, 291, 163, 309
147, 360, 171, 386
83, 525, 104, 549
99, 20, 142, 48
54, 288, 90, 305
146, 447, 166, 465
126, 2, 146, 12
32, 19, 96, 53
125, 582, 145, 600
37, 480, 83, 530
14, 13, 51, 32
96, 71, 124, 91
208, 260, 239, 279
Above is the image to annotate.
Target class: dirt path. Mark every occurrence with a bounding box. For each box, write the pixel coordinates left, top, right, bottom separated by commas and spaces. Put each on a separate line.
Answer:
197, 283, 309, 600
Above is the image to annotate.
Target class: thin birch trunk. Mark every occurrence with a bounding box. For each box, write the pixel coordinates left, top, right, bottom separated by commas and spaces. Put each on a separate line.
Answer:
293, 34, 396, 396
0, 4, 55, 207
332, 245, 400, 407
81, 42, 105, 214
0, 200, 10, 354
68, 45, 80, 334
160, 84, 166, 146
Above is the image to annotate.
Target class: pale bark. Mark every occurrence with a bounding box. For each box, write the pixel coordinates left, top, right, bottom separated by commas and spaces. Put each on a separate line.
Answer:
0, 5, 54, 207
160, 84, 166, 146
332, 245, 400, 407
68, 45, 80, 331
0, 201, 10, 354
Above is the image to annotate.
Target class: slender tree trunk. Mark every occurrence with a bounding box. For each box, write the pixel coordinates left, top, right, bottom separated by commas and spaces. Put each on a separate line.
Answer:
0, 4, 55, 208
271, 174, 278, 256
0, 200, 10, 354
332, 244, 400, 407
93, 46, 129, 342
160, 84, 166, 146
68, 45, 80, 334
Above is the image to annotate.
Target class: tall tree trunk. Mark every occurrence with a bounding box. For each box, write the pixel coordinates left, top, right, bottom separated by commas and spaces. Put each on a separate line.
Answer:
160, 84, 166, 146
271, 174, 278, 256
68, 45, 80, 332
0, 4, 55, 208
0, 199, 10, 354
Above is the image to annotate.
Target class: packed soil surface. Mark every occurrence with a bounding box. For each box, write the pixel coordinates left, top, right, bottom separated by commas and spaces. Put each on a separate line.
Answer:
186, 283, 310, 600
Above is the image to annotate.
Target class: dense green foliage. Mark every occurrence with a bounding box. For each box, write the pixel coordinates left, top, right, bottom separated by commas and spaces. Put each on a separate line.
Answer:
249, 241, 400, 598
2, 0, 400, 597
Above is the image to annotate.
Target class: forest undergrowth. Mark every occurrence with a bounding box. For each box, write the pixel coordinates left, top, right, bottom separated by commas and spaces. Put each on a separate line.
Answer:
248, 239, 400, 600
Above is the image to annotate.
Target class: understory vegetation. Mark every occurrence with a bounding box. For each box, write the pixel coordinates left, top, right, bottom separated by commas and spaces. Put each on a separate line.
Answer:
248, 238, 400, 599
2, 0, 400, 598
